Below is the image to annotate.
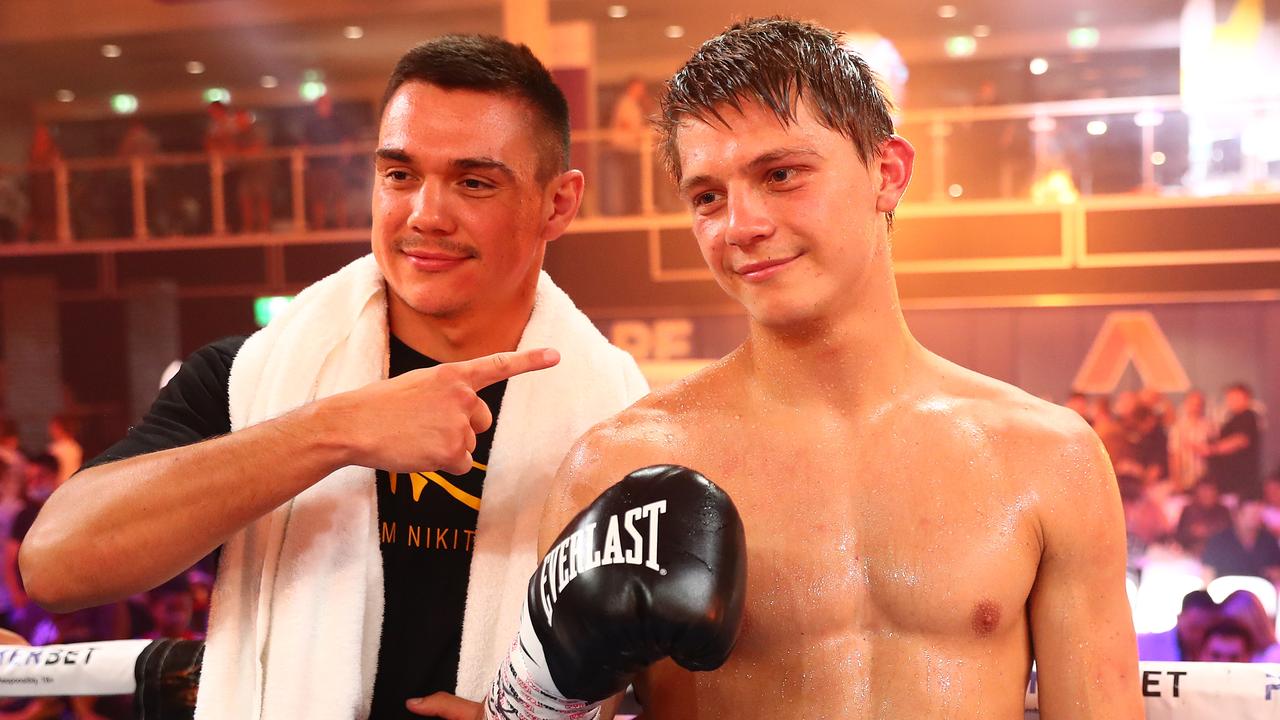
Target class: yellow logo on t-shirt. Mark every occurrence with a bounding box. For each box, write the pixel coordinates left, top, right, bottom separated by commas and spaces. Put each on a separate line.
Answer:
387, 461, 485, 511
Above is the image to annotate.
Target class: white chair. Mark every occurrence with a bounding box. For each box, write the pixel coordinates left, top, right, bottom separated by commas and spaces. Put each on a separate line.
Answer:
1206, 575, 1278, 616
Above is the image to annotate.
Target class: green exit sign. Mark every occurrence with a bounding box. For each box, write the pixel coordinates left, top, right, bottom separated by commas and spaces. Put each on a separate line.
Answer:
254, 296, 295, 327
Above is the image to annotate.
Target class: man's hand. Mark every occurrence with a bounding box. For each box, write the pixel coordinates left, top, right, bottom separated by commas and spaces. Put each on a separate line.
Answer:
406, 692, 482, 719
331, 348, 559, 475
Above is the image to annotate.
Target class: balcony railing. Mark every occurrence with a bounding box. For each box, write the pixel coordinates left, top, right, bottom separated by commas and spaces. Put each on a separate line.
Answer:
1, 93, 1277, 254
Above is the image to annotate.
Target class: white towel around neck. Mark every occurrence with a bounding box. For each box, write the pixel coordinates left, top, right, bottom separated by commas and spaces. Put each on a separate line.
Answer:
194, 254, 648, 719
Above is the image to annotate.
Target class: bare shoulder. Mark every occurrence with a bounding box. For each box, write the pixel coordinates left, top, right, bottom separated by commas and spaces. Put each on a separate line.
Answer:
930, 358, 1111, 486
551, 357, 735, 515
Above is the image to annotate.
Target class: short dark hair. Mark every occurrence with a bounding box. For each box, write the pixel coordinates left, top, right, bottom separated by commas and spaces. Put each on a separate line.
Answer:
382, 34, 570, 181
658, 17, 895, 197
1181, 589, 1217, 613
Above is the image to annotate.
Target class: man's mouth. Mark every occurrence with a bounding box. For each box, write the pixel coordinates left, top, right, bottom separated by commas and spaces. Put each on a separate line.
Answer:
734, 255, 800, 282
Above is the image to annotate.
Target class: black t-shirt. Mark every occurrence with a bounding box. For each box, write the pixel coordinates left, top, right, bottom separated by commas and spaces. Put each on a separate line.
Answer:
1202, 527, 1280, 577
85, 335, 505, 719
1215, 409, 1262, 498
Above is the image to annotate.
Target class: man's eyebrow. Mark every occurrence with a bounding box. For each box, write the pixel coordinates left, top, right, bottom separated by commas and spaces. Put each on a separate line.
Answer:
678, 146, 822, 195
375, 147, 412, 163
452, 157, 516, 181
745, 146, 821, 171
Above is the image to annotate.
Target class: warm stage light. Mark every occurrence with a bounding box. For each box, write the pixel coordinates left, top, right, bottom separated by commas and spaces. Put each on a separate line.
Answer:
260, 75, 279, 89
1151, 152, 1167, 166
343, 26, 364, 40
1029, 57, 1049, 75
972, 25, 990, 38
937, 5, 958, 18
186, 61, 205, 75
607, 5, 628, 18
55, 89, 75, 103
1086, 120, 1108, 136
665, 25, 685, 39
948, 184, 964, 198
101, 44, 122, 58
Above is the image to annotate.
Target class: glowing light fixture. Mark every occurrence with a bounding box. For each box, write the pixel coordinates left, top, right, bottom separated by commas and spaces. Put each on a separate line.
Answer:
1151, 152, 1167, 166
972, 25, 990, 38
203, 87, 231, 104
1086, 120, 1108, 136
945, 35, 977, 58
101, 44, 122, 58
186, 61, 205, 75
607, 5, 628, 18
1029, 57, 1049, 75
664, 25, 685, 39
55, 89, 75, 103
300, 80, 328, 102
343, 25, 364, 40
948, 184, 964, 198
1067, 27, 1100, 49
260, 75, 279, 89
1134, 109, 1164, 128
111, 93, 139, 115
937, 5, 958, 18
254, 296, 295, 327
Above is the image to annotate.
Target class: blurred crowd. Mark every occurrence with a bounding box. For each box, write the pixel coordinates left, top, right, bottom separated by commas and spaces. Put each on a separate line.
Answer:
0, 95, 373, 244
0, 415, 208, 720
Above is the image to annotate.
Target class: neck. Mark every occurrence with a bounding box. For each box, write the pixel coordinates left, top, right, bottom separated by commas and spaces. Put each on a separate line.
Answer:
387, 274, 539, 363
739, 258, 923, 413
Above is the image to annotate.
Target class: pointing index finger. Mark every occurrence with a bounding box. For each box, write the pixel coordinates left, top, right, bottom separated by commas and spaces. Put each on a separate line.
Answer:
459, 348, 560, 390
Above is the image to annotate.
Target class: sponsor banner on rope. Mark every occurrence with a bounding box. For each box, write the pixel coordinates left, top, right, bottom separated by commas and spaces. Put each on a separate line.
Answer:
0, 640, 151, 697
1026, 661, 1280, 720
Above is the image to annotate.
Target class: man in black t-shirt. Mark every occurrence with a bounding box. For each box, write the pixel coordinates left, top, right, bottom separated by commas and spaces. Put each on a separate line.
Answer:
20, 36, 644, 720
1209, 383, 1263, 499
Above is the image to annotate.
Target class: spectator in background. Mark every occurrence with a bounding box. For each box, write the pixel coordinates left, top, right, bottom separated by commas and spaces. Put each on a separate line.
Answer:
303, 94, 350, 230
1118, 472, 1168, 565
1195, 619, 1256, 662
144, 575, 201, 641
27, 122, 62, 242
1064, 391, 1091, 423
1175, 479, 1232, 556
117, 118, 163, 236
1137, 589, 1218, 661
1091, 395, 1127, 465
46, 414, 82, 487
233, 109, 272, 234
203, 101, 236, 157
1261, 472, 1280, 537
1170, 390, 1215, 492
602, 77, 649, 216
5, 454, 58, 642
1129, 402, 1169, 483
1201, 501, 1280, 583
1219, 589, 1280, 662
0, 175, 27, 244
1208, 383, 1263, 500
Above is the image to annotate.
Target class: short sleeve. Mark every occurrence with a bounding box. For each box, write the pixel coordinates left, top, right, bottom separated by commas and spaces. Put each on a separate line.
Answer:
81, 336, 246, 470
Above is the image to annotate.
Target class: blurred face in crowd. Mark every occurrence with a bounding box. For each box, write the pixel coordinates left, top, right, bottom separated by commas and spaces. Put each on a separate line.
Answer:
1225, 388, 1251, 414
371, 81, 579, 328
1235, 502, 1263, 535
1197, 633, 1251, 663
1263, 479, 1280, 507
1177, 606, 1218, 653
151, 592, 195, 636
1183, 391, 1205, 418
1193, 482, 1220, 508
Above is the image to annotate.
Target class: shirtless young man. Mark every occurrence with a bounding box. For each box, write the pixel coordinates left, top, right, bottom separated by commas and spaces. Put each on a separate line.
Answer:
417, 17, 1142, 720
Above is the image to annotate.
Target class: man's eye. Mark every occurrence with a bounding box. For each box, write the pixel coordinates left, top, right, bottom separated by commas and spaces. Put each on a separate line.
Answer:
462, 178, 490, 189
694, 191, 719, 206
385, 170, 411, 182
769, 168, 795, 183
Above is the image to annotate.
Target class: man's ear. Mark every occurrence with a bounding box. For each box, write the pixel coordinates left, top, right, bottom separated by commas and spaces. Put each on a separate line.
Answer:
874, 136, 915, 215
541, 169, 585, 244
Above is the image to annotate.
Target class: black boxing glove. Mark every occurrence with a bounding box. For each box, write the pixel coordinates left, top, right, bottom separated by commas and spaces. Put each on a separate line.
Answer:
484, 464, 746, 719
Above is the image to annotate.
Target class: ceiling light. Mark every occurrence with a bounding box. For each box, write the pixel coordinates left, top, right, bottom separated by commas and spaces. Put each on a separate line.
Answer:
111, 93, 138, 114
1086, 120, 1108, 136
343, 25, 364, 40
948, 184, 964, 198
300, 80, 328, 102
937, 5, 958, 18
1029, 57, 1049, 75
664, 25, 685, 39
1134, 109, 1164, 128
972, 25, 990, 38
1067, 27, 1100, 49
260, 75, 279, 89
203, 87, 231, 104
186, 61, 206, 75
945, 35, 977, 58
607, 5, 628, 18
55, 89, 75, 103
101, 44, 122, 58
1151, 151, 1167, 166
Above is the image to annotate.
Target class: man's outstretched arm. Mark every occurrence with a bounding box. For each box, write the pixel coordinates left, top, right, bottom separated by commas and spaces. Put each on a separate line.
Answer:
1028, 422, 1143, 720
21, 347, 557, 612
